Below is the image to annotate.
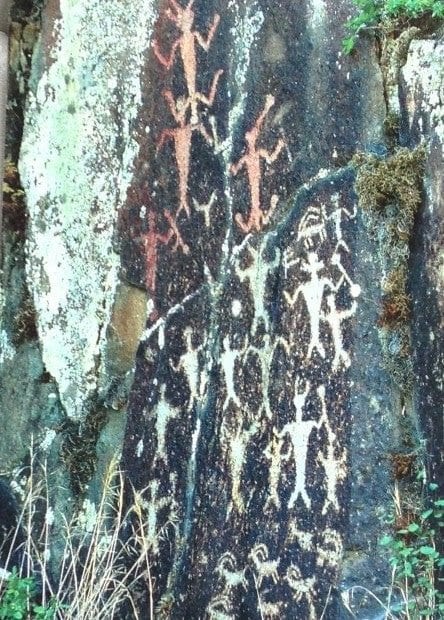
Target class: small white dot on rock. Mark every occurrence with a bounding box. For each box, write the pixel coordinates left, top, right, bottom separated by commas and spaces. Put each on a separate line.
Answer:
350, 284, 361, 298
231, 300, 242, 317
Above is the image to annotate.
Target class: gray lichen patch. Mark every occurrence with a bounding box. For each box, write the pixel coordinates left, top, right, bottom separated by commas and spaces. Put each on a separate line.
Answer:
19, 0, 158, 420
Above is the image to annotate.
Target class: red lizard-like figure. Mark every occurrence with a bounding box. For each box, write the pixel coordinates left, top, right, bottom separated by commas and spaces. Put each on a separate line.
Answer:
157, 80, 222, 217
153, 0, 220, 124
231, 95, 285, 234
143, 208, 189, 313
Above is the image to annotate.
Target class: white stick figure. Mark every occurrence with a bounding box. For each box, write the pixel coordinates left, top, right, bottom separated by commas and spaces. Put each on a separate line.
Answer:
322, 294, 357, 372
284, 252, 337, 360
279, 378, 318, 509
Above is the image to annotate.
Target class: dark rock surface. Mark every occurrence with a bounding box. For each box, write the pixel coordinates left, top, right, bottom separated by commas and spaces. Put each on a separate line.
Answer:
0, 0, 441, 618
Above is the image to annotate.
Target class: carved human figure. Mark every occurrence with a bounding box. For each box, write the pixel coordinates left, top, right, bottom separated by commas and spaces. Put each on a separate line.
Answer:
171, 326, 207, 411
227, 420, 259, 513
279, 378, 318, 509
322, 293, 357, 371
154, 384, 180, 464
284, 252, 337, 360
264, 428, 289, 511
143, 208, 189, 317
143, 475, 178, 554
231, 95, 285, 233
220, 335, 243, 410
158, 86, 221, 217
193, 191, 217, 227
153, 0, 221, 124
331, 251, 361, 299
327, 198, 357, 253
317, 385, 347, 514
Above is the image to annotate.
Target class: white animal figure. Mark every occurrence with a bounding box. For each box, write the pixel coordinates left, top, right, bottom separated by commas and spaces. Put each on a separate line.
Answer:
285, 565, 316, 619
249, 544, 280, 588
216, 552, 247, 593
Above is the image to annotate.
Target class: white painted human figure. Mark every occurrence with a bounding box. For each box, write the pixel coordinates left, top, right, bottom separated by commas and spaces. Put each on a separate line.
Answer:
327, 195, 357, 253
227, 420, 259, 513
154, 384, 180, 464
171, 327, 207, 411
236, 239, 280, 335
279, 378, 318, 509
284, 252, 337, 360
220, 335, 243, 410
264, 428, 289, 511
322, 293, 358, 371
317, 385, 347, 514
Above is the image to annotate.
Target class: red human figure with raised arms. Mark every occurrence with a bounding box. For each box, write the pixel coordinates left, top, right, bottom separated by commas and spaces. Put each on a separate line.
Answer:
153, 0, 220, 124
157, 80, 222, 217
143, 208, 189, 318
231, 95, 285, 234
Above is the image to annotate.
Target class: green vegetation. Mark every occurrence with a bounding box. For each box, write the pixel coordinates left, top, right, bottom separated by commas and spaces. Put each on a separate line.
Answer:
0, 451, 156, 619
343, 0, 444, 53
353, 146, 426, 392
0, 568, 56, 620
380, 484, 444, 618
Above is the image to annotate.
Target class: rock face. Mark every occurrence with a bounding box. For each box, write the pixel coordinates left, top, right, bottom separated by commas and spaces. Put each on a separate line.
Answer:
0, 0, 442, 618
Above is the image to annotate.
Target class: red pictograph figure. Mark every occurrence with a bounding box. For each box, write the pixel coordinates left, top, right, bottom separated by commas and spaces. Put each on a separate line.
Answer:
231, 95, 285, 234
153, 0, 221, 124
157, 81, 222, 217
143, 208, 189, 315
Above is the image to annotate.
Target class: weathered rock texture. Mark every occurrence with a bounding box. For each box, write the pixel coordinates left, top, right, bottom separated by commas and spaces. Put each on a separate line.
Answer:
0, 0, 442, 618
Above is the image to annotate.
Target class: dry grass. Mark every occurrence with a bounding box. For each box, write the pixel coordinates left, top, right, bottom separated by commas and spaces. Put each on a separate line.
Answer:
0, 447, 155, 619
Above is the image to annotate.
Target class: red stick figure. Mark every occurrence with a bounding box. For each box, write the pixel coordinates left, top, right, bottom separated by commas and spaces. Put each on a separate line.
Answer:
153, 0, 220, 124
157, 81, 221, 217
231, 95, 285, 234
143, 208, 189, 310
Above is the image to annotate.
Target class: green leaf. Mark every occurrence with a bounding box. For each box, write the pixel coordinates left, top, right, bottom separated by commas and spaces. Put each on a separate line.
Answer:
419, 545, 438, 556
408, 522, 420, 532
428, 482, 439, 491
421, 509, 433, 520
342, 36, 357, 54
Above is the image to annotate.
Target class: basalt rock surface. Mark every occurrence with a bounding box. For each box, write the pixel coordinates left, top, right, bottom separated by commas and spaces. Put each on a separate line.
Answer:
0, 0, 442, 618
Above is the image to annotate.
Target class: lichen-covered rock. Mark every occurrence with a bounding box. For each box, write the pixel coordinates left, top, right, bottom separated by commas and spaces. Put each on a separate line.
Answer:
19, 0, 158, 420
401, 40, 444, 484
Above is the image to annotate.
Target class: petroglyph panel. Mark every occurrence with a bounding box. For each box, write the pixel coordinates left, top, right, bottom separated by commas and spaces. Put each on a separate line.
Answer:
119, 0, 364, 616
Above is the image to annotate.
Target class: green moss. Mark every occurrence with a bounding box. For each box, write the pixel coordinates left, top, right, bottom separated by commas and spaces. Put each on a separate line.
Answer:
342, 0, 444, 53
354, 146, 426, 225
354, 145, 426, 396
383, 110, 401, 146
